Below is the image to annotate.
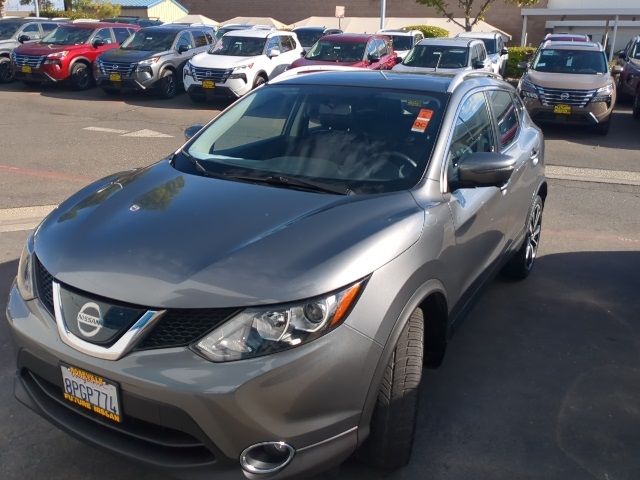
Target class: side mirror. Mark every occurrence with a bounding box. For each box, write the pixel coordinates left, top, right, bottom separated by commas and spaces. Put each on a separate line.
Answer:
457, 152, 516, 189
472, 59, 485, 69
367, 53, 380, 62
301, 49, 306, 56
268, 48, 280, 58
178, 44, 190, 54
517, 61, 529, 70
184, 124, 204, 140
18, 34, 31, 43
611, 65, 623, 75
501, 47, 509, 56
92, 38, 104, 48
394, 56, 402, 64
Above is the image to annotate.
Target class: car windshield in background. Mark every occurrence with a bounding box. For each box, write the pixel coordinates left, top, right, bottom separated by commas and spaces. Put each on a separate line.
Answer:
403, 45, 469, 69
184, 84, 446, 194
0, 21, 21, 40
531, 49, 608, 74
391, 35, 414, 51
480, 38, 497, 54
41, 26, 93, 45
121, 30, 176, 51
305, 40, 366, 62
295, 30, 324, 48
211, 36, 266, 56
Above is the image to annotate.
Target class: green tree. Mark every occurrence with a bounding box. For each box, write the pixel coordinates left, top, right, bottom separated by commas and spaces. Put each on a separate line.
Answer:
415, 0, 540, 32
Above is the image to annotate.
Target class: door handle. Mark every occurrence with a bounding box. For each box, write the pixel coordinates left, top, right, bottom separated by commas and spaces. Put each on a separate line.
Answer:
530, 149, 539, 166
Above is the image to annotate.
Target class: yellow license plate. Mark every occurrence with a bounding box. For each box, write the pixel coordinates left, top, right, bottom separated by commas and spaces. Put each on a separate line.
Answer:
553, 104, 571, 115
61, 364, 122, 423
109, 72, 122, 82
21, 65, 32, 74
202, 80, 215, 89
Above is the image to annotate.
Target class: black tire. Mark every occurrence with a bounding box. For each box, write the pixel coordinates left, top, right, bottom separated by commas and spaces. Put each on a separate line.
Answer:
252, 74, 266, 90
594, 118, 611, 136
633, 90, 640, 120
70, 62, 91, 91
188, 93, 206, 104
102, 87, 119, 96
616, 76, 629, 102
157, 69, 177, 99
0, 58, 14, 83
503, 195, 543, 280
359, 308, 424, 470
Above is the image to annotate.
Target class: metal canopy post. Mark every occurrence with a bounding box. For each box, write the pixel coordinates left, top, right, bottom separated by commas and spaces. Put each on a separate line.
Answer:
609, 15, 619, 61
380, 0, 386, 30
602, 19, 610, 52
521, 15, 528, 46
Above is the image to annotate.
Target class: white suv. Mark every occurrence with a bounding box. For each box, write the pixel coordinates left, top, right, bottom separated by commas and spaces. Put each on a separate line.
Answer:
376, 29, 424, 59
456, 31, 508, 76
183, 29, 302, 102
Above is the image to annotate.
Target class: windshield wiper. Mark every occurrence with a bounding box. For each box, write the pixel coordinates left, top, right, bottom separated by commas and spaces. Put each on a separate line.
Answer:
177, 150, 225, 179
223, 173, 351, 195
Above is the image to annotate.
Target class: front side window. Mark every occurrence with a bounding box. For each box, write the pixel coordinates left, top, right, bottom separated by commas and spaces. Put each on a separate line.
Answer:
377, 38, 388, 56
305, 40, 367, 62
211, 36, 267, 56
447, 91, 495, 188
22, 24, 41, 39
265, 36, 280, 54
175, 32, 194, 51
487, 90, 519, 150
184, 85, 447, 194
403, 45, 469, 69
41, 26, 93, 45
531, 48, 608, 74
93, 28, 113, 44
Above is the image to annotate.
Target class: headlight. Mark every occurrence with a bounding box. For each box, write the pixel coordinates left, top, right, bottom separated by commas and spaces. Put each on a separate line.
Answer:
518, 76, 538, 99
44, 50, 69, 65
138, 57, 160, 68
229, 63, 253, 81
194, 280, 365, 362
17, 235, 35, 301
592, 83, 614, 103
184, 61, 195, 78
232, 63, 254, 71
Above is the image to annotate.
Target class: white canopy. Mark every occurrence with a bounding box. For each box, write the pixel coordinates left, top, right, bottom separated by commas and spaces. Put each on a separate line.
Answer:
222, 16, 288, 29
171, 14, 219, 26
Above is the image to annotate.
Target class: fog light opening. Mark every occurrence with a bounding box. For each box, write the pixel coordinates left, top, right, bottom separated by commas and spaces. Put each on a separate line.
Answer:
240, 441, 295, 475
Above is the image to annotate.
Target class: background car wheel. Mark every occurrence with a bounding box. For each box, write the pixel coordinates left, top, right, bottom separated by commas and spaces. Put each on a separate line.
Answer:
633, 90, 640, 120
503, 194, 543, 280
157, 69, 177, 99
0, 58, 14, 83
359, 308, 424, 470
252, 74, 266, 90
70, 62, 91, 91
189, 93, 206, 104
594, 118, 611, 136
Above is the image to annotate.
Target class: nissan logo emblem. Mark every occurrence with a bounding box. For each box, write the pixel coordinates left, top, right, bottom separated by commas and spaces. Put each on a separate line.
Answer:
560, 92, 570, 100
111, 65, 119, 71
77, 302, 103, 338
206, 71, 212, 77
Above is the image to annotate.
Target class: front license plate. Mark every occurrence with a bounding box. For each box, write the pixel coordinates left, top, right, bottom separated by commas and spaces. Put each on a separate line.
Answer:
60, 364, 122, 423
202, 79, 215, 89
553, 104, 571, 115
21, 65, 32, 74
109, 72, 122, 82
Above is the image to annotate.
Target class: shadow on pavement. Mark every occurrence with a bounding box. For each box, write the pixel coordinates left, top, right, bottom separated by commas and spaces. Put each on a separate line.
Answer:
1, 251, 639, 480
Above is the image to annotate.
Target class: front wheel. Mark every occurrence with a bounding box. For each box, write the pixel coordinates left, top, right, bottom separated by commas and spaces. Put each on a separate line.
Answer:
503, 195, 543, 279
252, 74, 266, 90
359, 308, 424, 469
70, 62, 91, 90
0, 58, 14, 83
157, 69, 177, 99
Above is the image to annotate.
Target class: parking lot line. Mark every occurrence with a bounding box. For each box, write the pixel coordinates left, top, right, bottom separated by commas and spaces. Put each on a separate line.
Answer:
0, 205, 57, 233
121, 129, 173, 138
83, 127, 130, 134
546, 165, 640, 186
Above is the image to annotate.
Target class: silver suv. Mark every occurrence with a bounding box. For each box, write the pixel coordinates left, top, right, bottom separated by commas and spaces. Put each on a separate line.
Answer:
95, 25, 213, 98
0, 18, 61, 83
7, 69, 545, 479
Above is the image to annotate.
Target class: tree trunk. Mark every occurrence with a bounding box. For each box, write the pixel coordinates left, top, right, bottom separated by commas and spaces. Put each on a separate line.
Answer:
64, 0, 72, 11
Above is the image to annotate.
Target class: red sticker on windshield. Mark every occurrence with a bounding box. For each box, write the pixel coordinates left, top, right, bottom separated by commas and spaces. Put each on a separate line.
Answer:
411, 108, 434, 133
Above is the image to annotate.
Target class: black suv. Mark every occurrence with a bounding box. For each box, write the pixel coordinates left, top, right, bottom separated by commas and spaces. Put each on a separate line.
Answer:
615, 35, 640, 118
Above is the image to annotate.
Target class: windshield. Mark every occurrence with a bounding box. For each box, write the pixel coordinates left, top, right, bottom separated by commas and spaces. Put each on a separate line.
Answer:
480, 38, 497, 54
184, 85, 447, 194
390, 35, 413, 51
42, 26, 93, 45
0, 21, 22, 40
403, 45, 469, 69
295, 30, 324, 48
210, 35, 266, 56
531, 48, 607, 74
305, 40, 366, 62
121, 30, 176, 51
214, 27, 249, 41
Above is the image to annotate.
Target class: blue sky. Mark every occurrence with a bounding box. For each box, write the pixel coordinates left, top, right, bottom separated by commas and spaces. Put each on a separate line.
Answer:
5, 0, 65, 11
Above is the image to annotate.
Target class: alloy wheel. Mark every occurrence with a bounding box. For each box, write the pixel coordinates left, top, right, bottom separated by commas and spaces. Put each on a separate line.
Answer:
525, 202, 542, 270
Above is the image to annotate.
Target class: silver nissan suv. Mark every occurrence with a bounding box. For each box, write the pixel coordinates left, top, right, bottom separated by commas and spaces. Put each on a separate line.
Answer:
7, 69, 546, 479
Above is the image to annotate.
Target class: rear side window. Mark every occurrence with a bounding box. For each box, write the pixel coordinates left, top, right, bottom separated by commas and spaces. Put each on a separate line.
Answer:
280, 35, 295, 52
42, 23, 58, 33
193, 30, 208, 48
113, 27, 131, 44
487, 90, 520, 150
204, 31, 213, 44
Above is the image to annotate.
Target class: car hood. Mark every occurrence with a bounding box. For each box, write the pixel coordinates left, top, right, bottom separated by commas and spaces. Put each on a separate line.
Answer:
526, 69, 612, 89
14, 42, 88, 55
191, 52, 259, 69
35, 161, 424, 308
100, 48, 167, 62
291, 57, 366, 68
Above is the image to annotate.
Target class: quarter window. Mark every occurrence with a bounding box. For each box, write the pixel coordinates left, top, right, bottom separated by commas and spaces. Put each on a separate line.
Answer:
447, 91, 496, 188
193, 31, 208, 48
487, 90, 520, 150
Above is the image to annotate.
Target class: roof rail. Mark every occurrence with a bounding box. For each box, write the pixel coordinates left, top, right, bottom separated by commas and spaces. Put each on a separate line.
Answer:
447, 70, 503, 92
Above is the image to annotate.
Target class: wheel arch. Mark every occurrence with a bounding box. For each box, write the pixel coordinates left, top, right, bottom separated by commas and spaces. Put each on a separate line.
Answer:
69, 56, 92, 70
537, 181, 548, 205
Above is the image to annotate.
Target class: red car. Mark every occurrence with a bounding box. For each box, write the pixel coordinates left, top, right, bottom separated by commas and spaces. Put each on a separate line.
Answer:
12, 22, 138, 90
290, 34, 398, 70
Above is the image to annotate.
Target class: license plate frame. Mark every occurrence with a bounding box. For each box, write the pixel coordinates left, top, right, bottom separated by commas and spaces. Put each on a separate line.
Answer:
21, 65, 32, 74
553, 104, 571, 115
202, 79, 215, 89
60, 363, 122, 423
109, 72, 122, 82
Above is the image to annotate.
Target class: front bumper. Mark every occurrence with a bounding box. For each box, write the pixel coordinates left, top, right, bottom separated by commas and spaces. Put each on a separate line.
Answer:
6, 284, 381, 478
95, 70, 159, 92
13, 63, 68, 83
184, 75, 250, 99
522, 96, 613, 125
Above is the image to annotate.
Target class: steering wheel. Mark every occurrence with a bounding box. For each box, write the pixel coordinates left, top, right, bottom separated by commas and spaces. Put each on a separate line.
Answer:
378, 151, 417, 169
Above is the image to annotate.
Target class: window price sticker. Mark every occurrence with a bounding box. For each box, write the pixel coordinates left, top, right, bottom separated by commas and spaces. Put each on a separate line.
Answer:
411, 108, 434, 133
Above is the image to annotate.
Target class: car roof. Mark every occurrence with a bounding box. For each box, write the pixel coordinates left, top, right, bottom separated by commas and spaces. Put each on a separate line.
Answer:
417, 37, 477, 47
378, 29, 414, 36
293, 26, 325, 32
321, 33, 384, 43
225, 29, 289, 38
457, 31, 501, 39
63, 22, 136, 29
541, 40, 604, 51
146, 25, 200, 32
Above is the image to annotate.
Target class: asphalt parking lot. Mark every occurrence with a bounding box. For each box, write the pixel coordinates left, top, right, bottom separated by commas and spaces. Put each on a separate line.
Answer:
1, 83, 640, 480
